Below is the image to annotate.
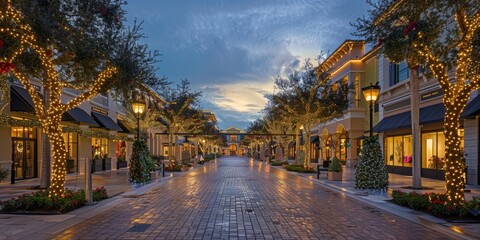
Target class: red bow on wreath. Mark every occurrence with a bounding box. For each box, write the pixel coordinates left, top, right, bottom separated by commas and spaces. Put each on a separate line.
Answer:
375, 38, 385, 48
403, 21, 418, 36
0, 62, 16, 74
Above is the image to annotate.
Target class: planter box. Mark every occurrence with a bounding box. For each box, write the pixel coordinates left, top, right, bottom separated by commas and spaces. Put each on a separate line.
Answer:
150, 171, 158, 179
104, 158, 112, 171
94, 159, 103, 172
117, 161, 128, 169
327, 171, 342, 181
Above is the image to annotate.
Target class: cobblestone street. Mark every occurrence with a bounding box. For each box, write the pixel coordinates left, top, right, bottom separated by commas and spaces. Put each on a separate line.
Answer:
53, 157, 451, 240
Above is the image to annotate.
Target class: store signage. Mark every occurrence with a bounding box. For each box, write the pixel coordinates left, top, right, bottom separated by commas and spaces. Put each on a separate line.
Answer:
421, 89, 443, 101
91, 107, 108, 115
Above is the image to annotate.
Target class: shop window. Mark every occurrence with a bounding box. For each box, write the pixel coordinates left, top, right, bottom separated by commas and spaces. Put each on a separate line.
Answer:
11, 126, 36, 138
116, 141, 127, 161
384, 135, 412, 167
389, 61, 410, 86
92, 137, 109, 158
421, 131, 461, 170
62, 133, 78, 173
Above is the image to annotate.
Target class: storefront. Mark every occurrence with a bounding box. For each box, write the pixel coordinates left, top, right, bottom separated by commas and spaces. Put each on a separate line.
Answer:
375, 103, 465, 180
11, 126, 37, 180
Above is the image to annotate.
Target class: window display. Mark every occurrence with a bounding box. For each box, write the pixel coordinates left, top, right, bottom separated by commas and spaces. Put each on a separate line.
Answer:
384, 135, 412, 167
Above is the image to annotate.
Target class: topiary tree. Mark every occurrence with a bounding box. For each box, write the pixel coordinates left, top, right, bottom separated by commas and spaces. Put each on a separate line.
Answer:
328, 156, 342, 173
181, 150, 191, 166
355, 136, 389, 190
129, 140, 154, 184
274, 146, 284, 162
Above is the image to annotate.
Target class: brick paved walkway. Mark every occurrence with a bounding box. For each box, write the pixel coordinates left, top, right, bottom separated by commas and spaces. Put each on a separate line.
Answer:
53, 157, 451, 240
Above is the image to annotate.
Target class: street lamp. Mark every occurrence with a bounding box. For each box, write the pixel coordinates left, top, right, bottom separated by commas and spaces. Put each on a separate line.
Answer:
362, 83, 380, 137
132, 100, 145, 140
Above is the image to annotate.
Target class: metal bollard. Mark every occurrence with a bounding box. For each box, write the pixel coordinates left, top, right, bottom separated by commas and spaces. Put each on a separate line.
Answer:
85, 158, 93, 204
162, 163, 165, 177
317, 165, 320, 179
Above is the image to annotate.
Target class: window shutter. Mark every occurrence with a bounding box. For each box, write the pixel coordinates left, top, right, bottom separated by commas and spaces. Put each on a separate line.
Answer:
389, 63, 395, 86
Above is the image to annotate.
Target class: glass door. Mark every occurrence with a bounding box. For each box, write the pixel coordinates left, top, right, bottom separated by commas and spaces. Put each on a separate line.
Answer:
12, 139, 37, 180
25, 140, 36, 178
13, 139, 24, 180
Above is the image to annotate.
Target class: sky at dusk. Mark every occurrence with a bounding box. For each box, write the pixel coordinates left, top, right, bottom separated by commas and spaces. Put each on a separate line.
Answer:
124, 0, 370, 130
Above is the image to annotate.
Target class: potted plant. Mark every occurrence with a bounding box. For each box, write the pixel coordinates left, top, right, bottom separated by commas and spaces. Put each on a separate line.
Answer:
117, 155, 127, 169
103, 154, 112, 171
327, 156, 342, 181
0, 168, 8, 182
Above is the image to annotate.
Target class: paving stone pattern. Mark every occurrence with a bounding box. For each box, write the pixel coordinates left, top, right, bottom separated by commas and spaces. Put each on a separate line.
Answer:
54, 157, 449, 240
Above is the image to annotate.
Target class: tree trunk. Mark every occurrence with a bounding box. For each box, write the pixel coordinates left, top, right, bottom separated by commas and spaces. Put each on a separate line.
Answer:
444, 101, 466, 204
168, 132, 174, 166
304, 127, 311, 168
295, 126, 300, 164
46, 124, 68, 198
39, 89, 51, 189
410, 68, 422, 189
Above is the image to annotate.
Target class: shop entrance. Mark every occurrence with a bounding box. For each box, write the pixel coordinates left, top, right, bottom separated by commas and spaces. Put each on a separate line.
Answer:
12, 138, 37, 180
229, 144, 237, 156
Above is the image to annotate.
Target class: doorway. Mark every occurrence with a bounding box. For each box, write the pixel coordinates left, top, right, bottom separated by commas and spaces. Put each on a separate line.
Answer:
229, 144, 237, 156
12, 138, 37, 180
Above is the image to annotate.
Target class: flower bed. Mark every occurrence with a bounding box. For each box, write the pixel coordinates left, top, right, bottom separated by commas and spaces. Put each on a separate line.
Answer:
284, 164, 315, 173
165, 164, 182, 172
0, 187, 108, 214
391, 190, 480, 218
271, 161, 287, 166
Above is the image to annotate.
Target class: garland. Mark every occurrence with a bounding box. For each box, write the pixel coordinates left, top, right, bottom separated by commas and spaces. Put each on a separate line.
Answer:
0, 114, 132, 141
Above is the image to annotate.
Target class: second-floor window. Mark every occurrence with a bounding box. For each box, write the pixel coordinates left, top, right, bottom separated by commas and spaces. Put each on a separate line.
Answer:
389, 61, 410, 86
230, 135, 238, 142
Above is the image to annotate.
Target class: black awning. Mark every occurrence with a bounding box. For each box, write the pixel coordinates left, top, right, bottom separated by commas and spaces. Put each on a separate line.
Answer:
373, 103, 445, 133
91, 112, 123, 131
62, 107, 99, 126
10, 85, 35, 113
461, 95, 480, 119
310, 136, 319, 143
117, 119, 132, 133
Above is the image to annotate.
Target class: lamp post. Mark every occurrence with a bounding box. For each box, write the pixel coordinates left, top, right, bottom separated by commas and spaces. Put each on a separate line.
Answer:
132, 101, 146, 140
362, 84, 380, 137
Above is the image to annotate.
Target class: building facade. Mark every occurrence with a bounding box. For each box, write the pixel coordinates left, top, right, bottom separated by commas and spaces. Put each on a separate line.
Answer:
220, 127, 246, 156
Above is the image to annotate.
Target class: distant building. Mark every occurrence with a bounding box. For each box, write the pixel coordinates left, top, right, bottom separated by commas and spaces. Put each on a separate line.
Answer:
220, 127, 246, 156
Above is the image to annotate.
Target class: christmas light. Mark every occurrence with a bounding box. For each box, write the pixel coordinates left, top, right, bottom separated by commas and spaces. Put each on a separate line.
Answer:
0, 0, 117, 198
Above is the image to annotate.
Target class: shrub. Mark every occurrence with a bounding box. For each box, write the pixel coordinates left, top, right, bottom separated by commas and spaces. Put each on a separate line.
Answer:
165, 164, 182, 172
271, 161, 287, 166
328, 156, 342, 172
391, 190, 478, 217
0, 187, 108, 214
285, 164, 315, 173
0, 168, 8, 182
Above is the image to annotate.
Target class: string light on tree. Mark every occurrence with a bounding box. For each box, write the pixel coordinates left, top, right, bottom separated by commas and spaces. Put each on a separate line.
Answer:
0, 0, 117, 198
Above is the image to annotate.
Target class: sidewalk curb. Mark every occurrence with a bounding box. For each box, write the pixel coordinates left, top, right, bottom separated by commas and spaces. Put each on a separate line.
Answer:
262, 161, 477, 240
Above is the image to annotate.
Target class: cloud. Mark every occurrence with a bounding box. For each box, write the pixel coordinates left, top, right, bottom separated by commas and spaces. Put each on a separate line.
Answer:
124, 0, 369, 129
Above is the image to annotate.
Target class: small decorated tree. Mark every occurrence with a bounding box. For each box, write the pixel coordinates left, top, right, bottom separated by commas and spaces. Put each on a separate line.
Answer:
327, 156, 342, 181
355, 136, 389, 190
274, 146, 284, 162
129, 140, 154, 184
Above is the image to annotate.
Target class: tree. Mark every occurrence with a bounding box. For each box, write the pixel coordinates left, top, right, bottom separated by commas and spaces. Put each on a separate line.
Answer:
245, 118, 268, 161
273, 60, 350, 168
354, 0, 480, 204
0, 0, 166, 197
154, 79, 203, 166
262, 104, 295, 159
129, 140, 154, 184
355, 136, 389, 190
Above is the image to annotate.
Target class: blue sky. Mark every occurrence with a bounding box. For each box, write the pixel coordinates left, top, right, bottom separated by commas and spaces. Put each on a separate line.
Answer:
124, 0, 370, 130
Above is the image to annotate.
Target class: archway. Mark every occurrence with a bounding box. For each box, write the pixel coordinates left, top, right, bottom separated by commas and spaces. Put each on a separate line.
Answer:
229, 144, 238, 156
